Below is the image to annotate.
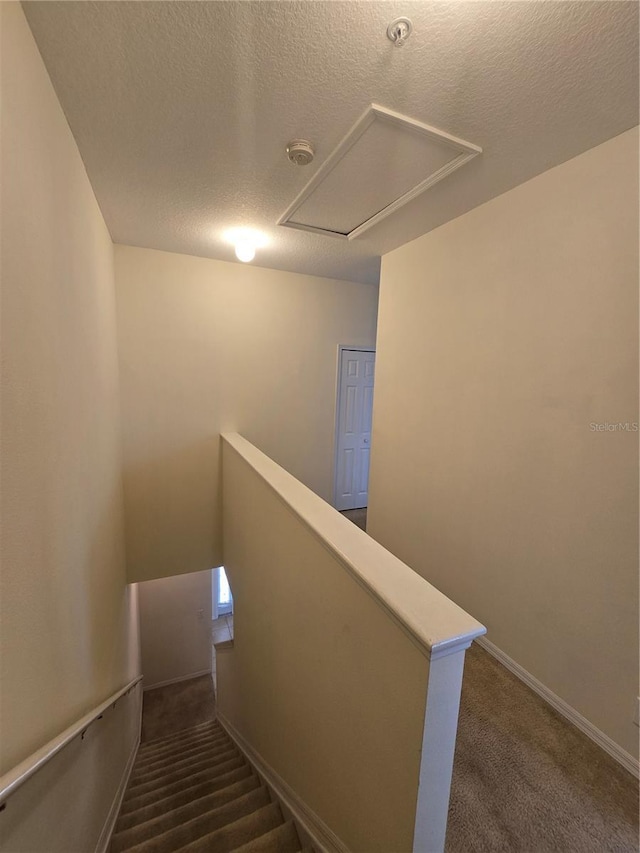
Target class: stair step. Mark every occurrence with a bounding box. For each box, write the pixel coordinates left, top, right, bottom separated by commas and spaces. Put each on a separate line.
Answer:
138, 722, 222, 757
129, 744, 239, 790
132, 739, 237, 784
136, 727, 230, 762
173, 802, 284, 853
138, 724, 227, 753
115, 787, 272, 853
113, 716, 303, 853
125, 749, 239, 799
134, 732, 232, 773
112, 776, 262, 850
120, 756, 247, 815
115, 767, 255, 833
230, 821, 302, 853
140, 720, 219, 748
140, 720, 224, 753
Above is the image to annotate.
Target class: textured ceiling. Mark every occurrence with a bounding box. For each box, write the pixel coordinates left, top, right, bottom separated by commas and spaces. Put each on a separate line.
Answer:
23, 1, 639, 285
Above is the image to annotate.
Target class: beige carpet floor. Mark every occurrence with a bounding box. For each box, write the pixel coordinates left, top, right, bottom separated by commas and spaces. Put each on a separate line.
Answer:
141, 675, 216, 743
447, 642, 638, 852
339, 507, 367, 531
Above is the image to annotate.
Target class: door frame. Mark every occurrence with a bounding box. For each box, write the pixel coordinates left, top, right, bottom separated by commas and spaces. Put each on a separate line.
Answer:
332, 345, 376, 509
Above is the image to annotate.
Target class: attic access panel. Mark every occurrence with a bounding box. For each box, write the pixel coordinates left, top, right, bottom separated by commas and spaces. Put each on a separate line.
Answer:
278, 104, 482, 241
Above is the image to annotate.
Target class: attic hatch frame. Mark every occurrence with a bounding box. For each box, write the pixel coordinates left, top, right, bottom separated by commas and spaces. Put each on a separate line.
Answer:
277, 103, 482, 241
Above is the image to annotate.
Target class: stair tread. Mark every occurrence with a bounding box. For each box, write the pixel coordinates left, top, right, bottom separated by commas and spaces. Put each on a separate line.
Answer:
128, 746, 239, 791
112, 776, 262, 849
139, 721, 220, 752
139, 722, 224, 748
138, 724, 223, 758
230, 821, 302, 853
113, 787, 271, 853
141, 719, 218, 744
112, 720, 303, 853
115, 767, 255, 832
172, 802, 284, 853
132, 741, 235, 782
120, 756, 247, 815
134, 732, 232, 772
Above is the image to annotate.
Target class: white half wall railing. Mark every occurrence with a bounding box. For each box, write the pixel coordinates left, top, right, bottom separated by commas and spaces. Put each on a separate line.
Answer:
0, 677, 143, 853
218, 433, 486, 853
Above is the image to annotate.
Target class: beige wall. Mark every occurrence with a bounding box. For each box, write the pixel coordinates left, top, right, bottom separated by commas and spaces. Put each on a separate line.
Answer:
0, 0, 140, 782
139, 570, 212, 689
368, 128, 639, 759
114, 245, 378, 583
219, 437, 430, 852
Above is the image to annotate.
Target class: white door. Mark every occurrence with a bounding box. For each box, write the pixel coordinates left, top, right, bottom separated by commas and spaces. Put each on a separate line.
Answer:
334, 348, 375, 511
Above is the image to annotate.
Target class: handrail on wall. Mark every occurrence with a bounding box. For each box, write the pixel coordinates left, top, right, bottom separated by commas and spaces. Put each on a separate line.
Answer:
0, 675, 143, 807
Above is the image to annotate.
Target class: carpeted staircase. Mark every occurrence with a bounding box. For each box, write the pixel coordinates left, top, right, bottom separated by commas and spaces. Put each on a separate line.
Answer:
111, 720, 305, 853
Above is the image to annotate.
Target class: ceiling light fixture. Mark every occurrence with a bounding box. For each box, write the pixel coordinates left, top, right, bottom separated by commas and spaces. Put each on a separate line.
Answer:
224, 228, 268, 264
235, 240, 256, 263
387, 17, 412, 47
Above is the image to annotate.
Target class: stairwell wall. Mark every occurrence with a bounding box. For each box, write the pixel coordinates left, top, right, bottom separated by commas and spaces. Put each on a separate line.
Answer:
368, 128, 639, 760
114, 245, 378, 585
138, 569, 213, 689
0, 2, 141, 847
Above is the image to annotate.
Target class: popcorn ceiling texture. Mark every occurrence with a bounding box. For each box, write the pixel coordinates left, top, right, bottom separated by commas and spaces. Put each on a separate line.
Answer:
24, 0, 639, 284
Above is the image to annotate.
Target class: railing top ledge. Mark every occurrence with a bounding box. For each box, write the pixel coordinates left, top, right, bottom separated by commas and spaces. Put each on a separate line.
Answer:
222, 433, 486, 660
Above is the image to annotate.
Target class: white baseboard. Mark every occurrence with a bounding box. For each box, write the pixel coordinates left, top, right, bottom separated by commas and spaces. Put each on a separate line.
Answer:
143, 669, 213, 692
217, 714, 349, 853
475, 636, 639, 779
95, 734, 139, 853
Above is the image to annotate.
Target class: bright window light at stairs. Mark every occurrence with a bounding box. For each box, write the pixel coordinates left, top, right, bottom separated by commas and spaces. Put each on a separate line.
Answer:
219, 568, 232, 609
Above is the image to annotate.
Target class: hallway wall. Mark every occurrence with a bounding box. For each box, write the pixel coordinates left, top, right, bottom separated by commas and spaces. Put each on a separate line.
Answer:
1, 0, 139, 779
115, 245, 378, 583
138, 569, 212, 689
368, 128, 639, 759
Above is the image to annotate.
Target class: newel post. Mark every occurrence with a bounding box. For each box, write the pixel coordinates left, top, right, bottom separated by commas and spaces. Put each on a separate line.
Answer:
412, 644, 471, 853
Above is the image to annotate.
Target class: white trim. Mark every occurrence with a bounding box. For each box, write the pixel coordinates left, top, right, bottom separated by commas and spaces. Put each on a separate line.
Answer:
278, 103, 481, 241
332, 345, 376, 511
143, 670, 213, 692
95, 732, 140, 853
476, 636, 639, 779
278, 221, 350, 241
222, 433, 486, 661
217, 714, 349, 853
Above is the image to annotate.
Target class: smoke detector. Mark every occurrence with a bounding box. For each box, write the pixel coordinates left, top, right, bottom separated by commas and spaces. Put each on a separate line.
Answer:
286, 139, 315, 166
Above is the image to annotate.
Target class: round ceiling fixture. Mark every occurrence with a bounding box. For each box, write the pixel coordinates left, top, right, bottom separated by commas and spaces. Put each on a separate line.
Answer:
387, 17, 413, 47
286, 139, 315, 166
235, 241, 256, 263
224, 227, 268, 264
